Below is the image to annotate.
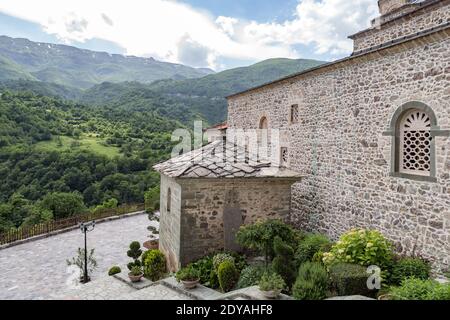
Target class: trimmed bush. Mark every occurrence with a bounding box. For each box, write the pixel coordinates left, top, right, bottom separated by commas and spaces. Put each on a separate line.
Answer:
143, 249, 166, 281
127, 241, 142, 271
390, 278, 450, 300
390, 257, 430, 285
217, 260, 239, 292
213, 253, 235, 272
329, 263, 374, 297
272, 236, 296, 289
237, 265, 266, 289
293, 262, 329, 300
295, 233, 331, 266
108, 266, 121, 276
323, 229, 393, 270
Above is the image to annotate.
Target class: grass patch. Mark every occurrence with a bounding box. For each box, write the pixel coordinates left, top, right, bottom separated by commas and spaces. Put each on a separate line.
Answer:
35, 135, 120, 158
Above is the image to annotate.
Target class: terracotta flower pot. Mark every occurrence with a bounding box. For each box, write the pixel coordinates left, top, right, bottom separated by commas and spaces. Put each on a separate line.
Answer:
128, 273, 144, 283
181, 279, 200, 290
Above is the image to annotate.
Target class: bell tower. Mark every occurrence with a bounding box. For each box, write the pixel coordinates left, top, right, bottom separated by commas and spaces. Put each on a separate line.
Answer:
378, 0, 409, 15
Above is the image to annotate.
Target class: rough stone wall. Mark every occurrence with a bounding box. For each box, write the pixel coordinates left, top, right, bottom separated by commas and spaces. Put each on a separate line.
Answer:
227, 35, 450, 272
159, 175, 182, 272
177, 178, 293, 266
352, 0, 449, 53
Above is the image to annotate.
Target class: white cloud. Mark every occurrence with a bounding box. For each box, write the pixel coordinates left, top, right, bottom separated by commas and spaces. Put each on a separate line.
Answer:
0, 0, 379, 69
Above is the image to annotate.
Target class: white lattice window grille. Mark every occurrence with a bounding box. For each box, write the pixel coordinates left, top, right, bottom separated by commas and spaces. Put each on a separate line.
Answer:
290, 104, 299, 124
399, 110, 432, 176
280, 147, 288, 167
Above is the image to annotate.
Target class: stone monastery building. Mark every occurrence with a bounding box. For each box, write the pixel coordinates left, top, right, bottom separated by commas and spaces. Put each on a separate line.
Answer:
155, 0, 450, 272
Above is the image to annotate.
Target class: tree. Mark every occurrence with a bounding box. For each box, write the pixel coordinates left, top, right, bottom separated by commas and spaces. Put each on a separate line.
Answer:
41, 192, 86, 219
236, 219, 298, 266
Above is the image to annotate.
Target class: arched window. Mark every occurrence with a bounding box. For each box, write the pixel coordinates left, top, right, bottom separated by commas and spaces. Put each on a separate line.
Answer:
259, 116, 268, 129
399, 110, 432, 176
258, 116, 269, 162
384, 101, 448, 182
167, 188, 171, 213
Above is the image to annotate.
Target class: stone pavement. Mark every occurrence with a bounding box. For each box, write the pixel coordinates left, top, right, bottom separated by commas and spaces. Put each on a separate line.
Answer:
0, 213, 155, 300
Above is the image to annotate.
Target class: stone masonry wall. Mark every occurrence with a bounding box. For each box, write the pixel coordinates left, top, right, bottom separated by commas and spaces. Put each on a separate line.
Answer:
227, 34, 450, 272
177, 178, 293, 266
159, 175, 182, 272
352, 0, 450, 53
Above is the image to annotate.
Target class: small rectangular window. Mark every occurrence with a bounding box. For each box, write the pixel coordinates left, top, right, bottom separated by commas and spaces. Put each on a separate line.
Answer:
290, 104, 299, 124
281, 147, 288, 167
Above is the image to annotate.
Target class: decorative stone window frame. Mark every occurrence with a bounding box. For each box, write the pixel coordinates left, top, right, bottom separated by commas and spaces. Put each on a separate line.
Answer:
383, 101, 450, 183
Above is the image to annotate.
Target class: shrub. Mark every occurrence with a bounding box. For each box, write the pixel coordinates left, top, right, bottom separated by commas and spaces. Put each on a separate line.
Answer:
213, 253, 235, 272
259, 272, 286, 292
323, 229, 393, 271
237, 265, 266, 289
217, 260, 239, 292
390, 278, 450, 300
236, 219, 297, 265
292, 262, 329, 300
143, 249, 166, 281
190, 255, 214, 285
272, 236, 297, 289
329, 263, 374, 297
390, 257, 430, 285
108, 266, 121, 276
127, 241, 143, 271
176, 265, 200, 282
295, 233, 331, 266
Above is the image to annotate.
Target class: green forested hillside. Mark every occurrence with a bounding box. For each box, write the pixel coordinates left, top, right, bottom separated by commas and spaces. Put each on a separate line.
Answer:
0, 91, 181, 231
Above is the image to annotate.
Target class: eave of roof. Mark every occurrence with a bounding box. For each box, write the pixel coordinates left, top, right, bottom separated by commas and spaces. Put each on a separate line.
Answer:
226, 22, 450, 99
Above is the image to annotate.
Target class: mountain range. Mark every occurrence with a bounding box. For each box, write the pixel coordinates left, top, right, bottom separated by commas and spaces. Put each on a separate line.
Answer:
0, 35, 214, 89
0, 35, 326, 124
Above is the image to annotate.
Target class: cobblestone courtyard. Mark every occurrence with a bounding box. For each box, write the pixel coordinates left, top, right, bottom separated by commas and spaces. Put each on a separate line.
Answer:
0, 214, 154, 300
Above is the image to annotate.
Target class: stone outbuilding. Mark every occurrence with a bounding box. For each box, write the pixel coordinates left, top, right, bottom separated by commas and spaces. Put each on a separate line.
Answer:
154, 140, 301, 271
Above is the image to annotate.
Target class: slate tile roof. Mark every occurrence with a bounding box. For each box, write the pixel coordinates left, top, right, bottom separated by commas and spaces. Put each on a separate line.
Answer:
153, 140, 302, 179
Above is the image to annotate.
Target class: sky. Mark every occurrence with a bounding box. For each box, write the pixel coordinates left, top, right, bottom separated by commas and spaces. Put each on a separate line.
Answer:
0, 0, 380, 71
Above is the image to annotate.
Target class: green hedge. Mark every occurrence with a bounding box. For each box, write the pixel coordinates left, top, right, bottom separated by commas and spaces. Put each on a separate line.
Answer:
329, 263, 374, 297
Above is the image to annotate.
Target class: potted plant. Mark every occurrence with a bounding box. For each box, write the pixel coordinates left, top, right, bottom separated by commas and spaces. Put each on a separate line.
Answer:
128, 266, 144, 283
176, 266, 200, 289
258, 272, 286, 299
